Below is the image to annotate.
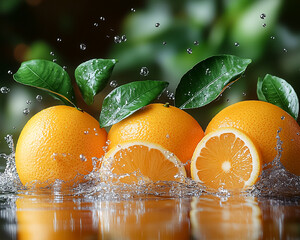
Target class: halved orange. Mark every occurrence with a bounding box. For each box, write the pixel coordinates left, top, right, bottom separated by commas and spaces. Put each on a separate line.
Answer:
191, 128, 262, 190
100, 141, 187, 184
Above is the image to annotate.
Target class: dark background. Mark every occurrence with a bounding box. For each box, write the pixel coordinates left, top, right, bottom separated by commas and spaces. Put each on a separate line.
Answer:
1, 0, 300, 158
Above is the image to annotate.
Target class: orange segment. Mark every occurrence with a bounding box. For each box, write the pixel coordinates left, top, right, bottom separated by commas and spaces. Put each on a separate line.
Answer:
191, 128, 262, 190
101, 141, 186, 184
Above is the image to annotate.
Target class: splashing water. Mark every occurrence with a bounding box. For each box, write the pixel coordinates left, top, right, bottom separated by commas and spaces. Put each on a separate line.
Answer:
251, 129, 300, 197
0, 135, 22, 193
0, 129, 300, 200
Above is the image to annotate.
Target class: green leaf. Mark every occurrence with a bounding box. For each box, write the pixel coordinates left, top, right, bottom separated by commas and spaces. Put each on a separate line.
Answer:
256, 77, 266, 101
13, 59, 75, 106
257, 74, 299, 120
175, 55, 252, 109
75, 58, 118, 105
100, 80, 168, 127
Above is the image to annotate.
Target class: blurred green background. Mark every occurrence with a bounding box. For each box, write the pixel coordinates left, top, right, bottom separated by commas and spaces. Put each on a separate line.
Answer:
1, 0, 300, 161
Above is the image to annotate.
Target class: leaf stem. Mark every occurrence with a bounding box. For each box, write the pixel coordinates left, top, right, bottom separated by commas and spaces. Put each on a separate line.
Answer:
163, 102, 170, 108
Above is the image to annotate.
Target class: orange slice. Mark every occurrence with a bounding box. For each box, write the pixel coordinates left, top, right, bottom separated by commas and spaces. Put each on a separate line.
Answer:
101, 141, 187, 184
191, 128, 262, 190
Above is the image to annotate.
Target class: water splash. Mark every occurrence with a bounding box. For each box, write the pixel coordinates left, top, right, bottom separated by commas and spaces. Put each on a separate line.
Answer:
0, 135, 22, 193
0, 127, 299, 200
250, 130, 300, 197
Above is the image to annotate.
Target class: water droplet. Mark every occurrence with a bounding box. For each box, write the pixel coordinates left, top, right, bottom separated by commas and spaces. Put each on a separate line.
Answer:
110, 28, 115, 32
166, 134, 170, 139
283, 48, 288, 53
99, 16, 105, 21
166, 91, 175, 100
262, 23, 267, 27
281, 116, 285, 120
50, 51, 55, 56
7, 70, 13, 75
102, 146, 108, 152
140, 67, 149, 76
271, 36, 275, 40
121, 35, 127, 42
110, 80, 118, 88
26, 100, 32, 105
80, 43, 86, 50
23, 108, 30, 115
297, 132, 299, 136
52, 59, 57, 63
226, 98, 230, 102
234, 42, 240, 47
106, 35, 110, 38
242, 92, 246, 96
205, 68, 211, 75
162, 41, 167, 45
80, 154, 87, 162
1, 87, 10, 94
131, 8, 136, 12
193, 40, 199, 46
155, 23, 160, 27
186, 48, 192, 54
114, 36, 121, 43
94, 23, 99, 27
36, 95, 43, 102
260, 13, 266, 19
57, 38, 62, 42
84, 131, 89, 134
63, 66, 67, 70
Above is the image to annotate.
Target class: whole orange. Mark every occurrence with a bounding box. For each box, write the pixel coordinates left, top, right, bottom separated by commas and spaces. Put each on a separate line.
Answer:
15, 105, 107, 187
107, 103, 204, 173
206, 100, 300, 175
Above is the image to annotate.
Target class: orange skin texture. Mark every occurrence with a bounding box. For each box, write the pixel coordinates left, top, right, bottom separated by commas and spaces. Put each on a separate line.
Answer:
107, 103, 204, 174
15, 105, 107, 187
206, 100, 300, 176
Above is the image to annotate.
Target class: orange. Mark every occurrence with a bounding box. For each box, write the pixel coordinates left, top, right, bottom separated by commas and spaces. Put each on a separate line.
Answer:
190, 195, 262, 239
206, 100, 300, 176
107, 103, 204, 174
101, 141, 187, 184
191, 128, 262, 190
15, 105, 107, 187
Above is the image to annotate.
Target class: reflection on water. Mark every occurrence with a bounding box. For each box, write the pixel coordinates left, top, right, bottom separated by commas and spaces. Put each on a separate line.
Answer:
259, 197, 300, 240
0, 193, 300, 239
98, 197, 190, 239
16, 194, 99, 240
190, 195, 262, 240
